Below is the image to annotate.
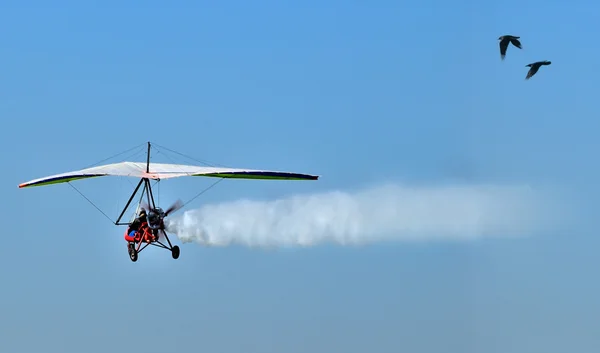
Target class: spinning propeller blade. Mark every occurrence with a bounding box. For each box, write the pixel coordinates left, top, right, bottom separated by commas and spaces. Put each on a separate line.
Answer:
164, 199, 184, 216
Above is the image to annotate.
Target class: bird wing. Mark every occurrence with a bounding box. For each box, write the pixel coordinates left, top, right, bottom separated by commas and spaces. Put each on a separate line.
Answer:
499, 39, 509, 59
526, 66, 539, 79
510, 38, 522, 49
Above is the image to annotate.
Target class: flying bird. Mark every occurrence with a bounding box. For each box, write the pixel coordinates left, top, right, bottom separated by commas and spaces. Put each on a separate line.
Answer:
525, 60, 551, 80
498, 35, 522, 60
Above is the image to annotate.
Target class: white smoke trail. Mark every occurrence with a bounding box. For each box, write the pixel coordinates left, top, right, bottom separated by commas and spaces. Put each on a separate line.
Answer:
164, 183, 564, 248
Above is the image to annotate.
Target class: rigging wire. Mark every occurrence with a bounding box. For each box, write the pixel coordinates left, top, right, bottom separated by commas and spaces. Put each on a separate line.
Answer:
150, 148, 201, 179
83, 142, 146, 169
151, 142, 229, 167
181, 178, 225, 208
67, 182, 116, 224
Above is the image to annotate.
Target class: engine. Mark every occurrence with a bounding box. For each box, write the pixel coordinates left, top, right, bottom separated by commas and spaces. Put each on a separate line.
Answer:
147, 207, 165, 229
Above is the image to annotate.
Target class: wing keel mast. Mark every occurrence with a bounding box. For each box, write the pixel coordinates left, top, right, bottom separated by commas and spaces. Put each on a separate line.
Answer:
146, 141, 151, 173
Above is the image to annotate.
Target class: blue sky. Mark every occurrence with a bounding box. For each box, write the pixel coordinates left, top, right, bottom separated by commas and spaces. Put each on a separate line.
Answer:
3, 0, 600, 352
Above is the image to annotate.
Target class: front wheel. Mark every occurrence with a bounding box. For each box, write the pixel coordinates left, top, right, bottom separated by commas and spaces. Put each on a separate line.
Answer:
128, 244, 138, 262
171, 245, 180, 259
129, 249, 138, 262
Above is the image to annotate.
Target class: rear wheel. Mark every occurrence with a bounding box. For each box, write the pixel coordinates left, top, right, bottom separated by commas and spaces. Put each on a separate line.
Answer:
171, 245, 180, 259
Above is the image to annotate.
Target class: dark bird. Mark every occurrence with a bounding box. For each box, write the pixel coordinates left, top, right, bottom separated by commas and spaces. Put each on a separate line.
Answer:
498, 35, 522, 60
525, 60, 551, 80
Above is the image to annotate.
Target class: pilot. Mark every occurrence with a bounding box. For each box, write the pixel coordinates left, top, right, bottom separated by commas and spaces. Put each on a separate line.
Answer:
124, 209, 148, 243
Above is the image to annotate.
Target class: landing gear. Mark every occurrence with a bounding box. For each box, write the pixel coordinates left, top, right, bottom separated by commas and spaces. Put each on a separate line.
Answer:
126, 237, 180, 262
171, 245, 180, 259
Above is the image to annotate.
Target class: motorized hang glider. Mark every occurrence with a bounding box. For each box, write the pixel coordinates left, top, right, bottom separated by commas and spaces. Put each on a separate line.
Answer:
19, 142, 319, 262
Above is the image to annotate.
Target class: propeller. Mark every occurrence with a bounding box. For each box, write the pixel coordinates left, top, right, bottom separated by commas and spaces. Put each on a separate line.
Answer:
163, 199, 184, 217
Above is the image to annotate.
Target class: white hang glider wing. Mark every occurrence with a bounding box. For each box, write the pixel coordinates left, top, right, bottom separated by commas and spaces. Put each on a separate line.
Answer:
19, 161, 319, 188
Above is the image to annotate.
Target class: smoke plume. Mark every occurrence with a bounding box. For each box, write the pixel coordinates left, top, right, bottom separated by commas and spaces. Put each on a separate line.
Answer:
164, 183, 564, 248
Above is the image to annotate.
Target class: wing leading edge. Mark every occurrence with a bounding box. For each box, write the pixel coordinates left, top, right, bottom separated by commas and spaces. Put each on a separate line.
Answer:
18, 161, 319, 188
